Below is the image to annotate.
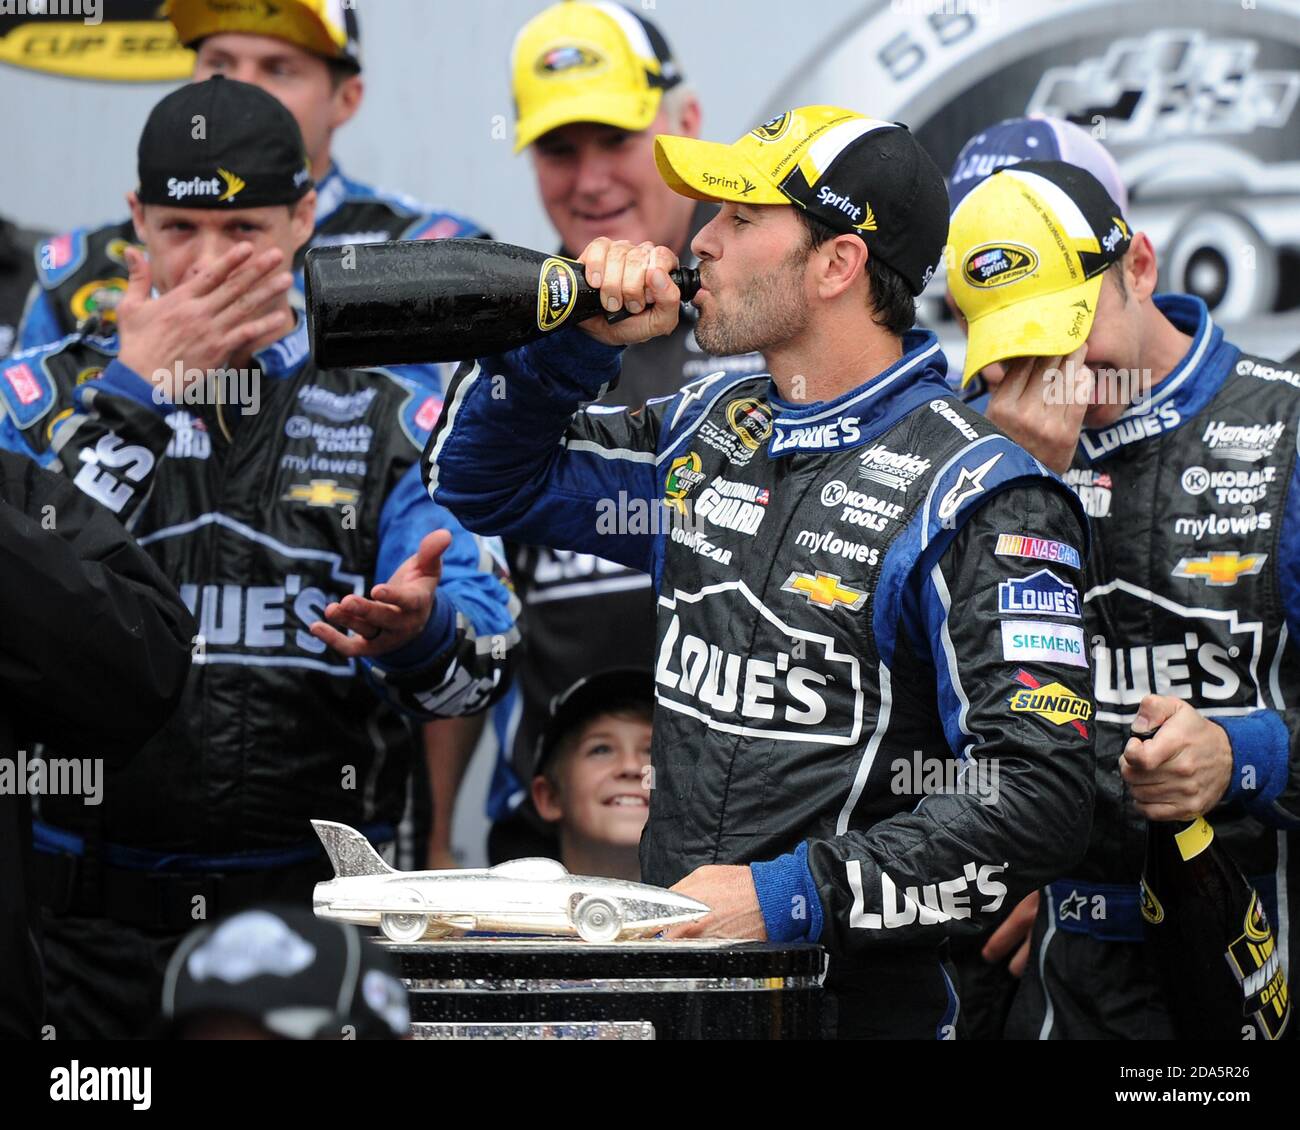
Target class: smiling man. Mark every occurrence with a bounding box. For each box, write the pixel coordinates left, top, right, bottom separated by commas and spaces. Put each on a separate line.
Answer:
427, 105, 1098, 1038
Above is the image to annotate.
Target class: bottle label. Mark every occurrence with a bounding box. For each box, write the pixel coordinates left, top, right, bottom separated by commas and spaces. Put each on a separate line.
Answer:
1227, 892, 1291, 1040
1174, 816, 1214, 862
1139, 877, 1164, 925
537, 258, 579, 333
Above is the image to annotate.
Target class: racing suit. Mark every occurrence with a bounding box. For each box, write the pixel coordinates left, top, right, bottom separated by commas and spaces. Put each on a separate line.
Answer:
1006, 295, 1300, 1039
14, 163, 486, 352
0, 318, 517, 1038
427, 326, 1096, 1038
0, 449, 194, 1038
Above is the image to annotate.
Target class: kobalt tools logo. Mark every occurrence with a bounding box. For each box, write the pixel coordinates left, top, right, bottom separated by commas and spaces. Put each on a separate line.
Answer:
961, 243, 1039, 288
848, 860, 1008, 930
1008, 669, 1092, 738
770, 415, 861, 454
1172, 552, 1267, 587
1239, 359, 1300, 390
857, 443, 930, 491
655, 581, 862, 745
820, 479, 903, 532
1063, 469, 1112, 518
1202, 420, 1285, 463
998, 570, 1081, 619
1180, 464, 1276, 505
284, 417, 373, 454
929, 398, 979, 440
1080, 403, 1181, 459
1083, 579, 1264, 722
694, 476, 769, 535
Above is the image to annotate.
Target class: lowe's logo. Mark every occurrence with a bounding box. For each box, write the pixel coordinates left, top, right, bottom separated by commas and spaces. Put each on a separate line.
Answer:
998, 569, 1081, 619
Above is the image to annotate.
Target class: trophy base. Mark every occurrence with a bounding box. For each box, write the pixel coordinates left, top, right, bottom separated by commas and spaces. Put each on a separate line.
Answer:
386, 938, 827, 1040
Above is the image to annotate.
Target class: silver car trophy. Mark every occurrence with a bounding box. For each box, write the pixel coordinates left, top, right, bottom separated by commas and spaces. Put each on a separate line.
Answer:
311, 821, 710, 943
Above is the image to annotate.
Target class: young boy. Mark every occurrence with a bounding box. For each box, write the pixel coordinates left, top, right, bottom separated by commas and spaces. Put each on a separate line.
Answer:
530, 669, 654, 882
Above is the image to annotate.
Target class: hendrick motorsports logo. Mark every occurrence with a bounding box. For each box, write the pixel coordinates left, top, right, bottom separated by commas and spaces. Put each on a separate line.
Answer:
1083, 577, 1265, 723
655, 580, 863, 744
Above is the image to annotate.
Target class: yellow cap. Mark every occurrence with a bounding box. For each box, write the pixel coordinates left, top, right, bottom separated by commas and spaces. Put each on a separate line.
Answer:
948, 160, 1132, 385
166, 0, 360, 68
511, 1, 682, 154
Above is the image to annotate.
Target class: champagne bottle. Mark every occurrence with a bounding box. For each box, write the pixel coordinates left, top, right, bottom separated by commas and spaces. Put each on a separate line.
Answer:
304, 239, 701, 369
1141, 814, 1291, 1040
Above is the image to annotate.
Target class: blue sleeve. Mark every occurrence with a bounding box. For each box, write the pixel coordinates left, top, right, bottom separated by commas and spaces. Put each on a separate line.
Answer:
361, 462, 520, 719
750, 842, 825, 943
1217, 455, 1300, 827
424, 327, 667, 575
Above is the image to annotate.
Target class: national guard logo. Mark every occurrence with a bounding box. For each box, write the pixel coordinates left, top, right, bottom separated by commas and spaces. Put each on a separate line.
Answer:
725, 397, 773, 451
962, 243, 1040, 289
751, 112, 793, 143
537, 257, 579, 333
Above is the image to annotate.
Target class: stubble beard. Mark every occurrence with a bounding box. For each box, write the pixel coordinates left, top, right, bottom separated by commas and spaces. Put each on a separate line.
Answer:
693, 249, 810, 358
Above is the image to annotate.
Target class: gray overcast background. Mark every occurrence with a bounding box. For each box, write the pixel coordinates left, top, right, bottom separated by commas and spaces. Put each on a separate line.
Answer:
0, 0, 860, 244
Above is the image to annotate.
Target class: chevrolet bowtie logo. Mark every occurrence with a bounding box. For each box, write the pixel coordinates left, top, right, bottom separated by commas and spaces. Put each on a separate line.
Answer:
782, 570, 868, 611
283, 480, 360, 508
1172, 552, 1267, 586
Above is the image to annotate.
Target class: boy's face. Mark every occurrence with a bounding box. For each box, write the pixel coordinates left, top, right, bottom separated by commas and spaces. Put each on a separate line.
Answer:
533, 712, 652, 850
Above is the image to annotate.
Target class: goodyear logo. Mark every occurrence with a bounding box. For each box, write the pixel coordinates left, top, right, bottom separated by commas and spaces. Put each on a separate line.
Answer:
751, 112, 792, 143
962, 243, 1039, 289
725, 397, 773, 451
665, 451, 705, 513
1008, 669, 1091, 738
537, 257, 578, 333
536, 44, 605, 76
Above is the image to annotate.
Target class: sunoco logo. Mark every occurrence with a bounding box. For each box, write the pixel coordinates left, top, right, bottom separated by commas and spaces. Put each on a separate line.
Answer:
962, 243, 1039, 288
655, 581, 862, 745
537, 258, 578, 332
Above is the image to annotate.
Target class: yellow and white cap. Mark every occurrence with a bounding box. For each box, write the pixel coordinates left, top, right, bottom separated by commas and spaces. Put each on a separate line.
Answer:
166, 0, 362, 70
948, 159, 1133, 385
511, 1, 683, 154
655, 105, 949, 295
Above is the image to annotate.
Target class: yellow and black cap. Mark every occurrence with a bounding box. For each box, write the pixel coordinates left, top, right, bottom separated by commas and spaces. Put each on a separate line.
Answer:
655, 105, 948, 295
166, 0, 362, 71
948, 159, 1133, 385
137, 77, 314, 210
512, 1, 683, 153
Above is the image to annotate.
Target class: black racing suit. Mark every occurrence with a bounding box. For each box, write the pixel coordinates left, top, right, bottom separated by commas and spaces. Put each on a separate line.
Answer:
427, 326, 1096, 1037
14, 162, 486, 352
0, 319, 517, 1038
0, 450, 194, 1038
1005, 295, 1300, 1039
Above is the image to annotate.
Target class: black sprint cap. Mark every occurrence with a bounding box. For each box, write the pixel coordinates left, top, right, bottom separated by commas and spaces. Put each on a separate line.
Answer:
656, 106, 950, 295
137, 77, 314, 210
533, 667, 655, 777
160, 905, 409, 1040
